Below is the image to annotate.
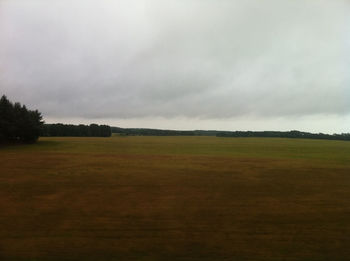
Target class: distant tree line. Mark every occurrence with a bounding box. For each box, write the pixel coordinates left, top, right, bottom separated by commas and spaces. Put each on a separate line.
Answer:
0, 95, 44, 143
111, 127, 350, 141
216, 130, 350, 141
111, 127, 218, 136
42, 123, 111, 137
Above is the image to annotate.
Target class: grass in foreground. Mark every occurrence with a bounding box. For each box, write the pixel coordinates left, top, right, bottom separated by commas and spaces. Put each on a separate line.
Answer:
1, 136, 350, 260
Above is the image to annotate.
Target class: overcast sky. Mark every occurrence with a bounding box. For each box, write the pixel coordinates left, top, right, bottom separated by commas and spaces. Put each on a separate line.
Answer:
1, 0, 349, 133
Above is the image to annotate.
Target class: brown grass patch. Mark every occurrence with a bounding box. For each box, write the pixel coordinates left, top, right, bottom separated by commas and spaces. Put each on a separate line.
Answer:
0, 137, 350, 260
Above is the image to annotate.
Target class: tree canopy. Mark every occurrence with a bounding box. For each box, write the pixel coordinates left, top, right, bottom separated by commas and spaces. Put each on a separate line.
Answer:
0, 95, 44, 143
41, 123, 111, 137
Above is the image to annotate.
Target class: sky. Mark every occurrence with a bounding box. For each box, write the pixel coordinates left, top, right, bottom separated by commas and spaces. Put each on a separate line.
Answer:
1, 0, 349, 133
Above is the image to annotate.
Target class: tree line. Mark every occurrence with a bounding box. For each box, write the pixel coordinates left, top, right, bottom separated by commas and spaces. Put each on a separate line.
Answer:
0, 95, 43, 143
111, 127, 219, 136
2, 94, 348, 142
1, 95, 112, 143
216, 130, 350, 141
112, 127, 350, 141
42, 123, 111, 137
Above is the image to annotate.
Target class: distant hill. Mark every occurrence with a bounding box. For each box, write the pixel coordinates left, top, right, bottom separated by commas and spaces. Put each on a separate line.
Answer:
111, 127, 350, 141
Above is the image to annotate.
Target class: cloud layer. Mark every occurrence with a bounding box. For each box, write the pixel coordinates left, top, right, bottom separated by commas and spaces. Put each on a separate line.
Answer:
1, 0, 349, 131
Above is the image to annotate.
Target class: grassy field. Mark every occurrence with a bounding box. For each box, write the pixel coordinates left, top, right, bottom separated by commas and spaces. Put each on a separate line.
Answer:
1, 136, 350, 260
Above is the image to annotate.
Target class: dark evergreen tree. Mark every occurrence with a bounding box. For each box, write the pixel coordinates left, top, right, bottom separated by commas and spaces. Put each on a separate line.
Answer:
0, 95, 13, 142
89, 124, 101, 137
0, 95, 44, 143
100, 125, 112, 137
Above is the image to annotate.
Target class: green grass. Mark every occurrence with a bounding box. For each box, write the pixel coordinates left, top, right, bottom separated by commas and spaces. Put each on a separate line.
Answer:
5, 136, 350, 162
1, 136, 350, 260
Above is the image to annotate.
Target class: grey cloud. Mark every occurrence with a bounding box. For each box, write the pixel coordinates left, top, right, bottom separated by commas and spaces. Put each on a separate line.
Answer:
1, 0, 349, 123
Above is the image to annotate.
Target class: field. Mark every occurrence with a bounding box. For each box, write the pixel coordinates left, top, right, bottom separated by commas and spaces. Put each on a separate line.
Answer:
1, 136, 350, 260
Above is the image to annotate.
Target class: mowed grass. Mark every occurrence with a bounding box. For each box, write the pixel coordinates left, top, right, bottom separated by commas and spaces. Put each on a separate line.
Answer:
1, 136, 350, 260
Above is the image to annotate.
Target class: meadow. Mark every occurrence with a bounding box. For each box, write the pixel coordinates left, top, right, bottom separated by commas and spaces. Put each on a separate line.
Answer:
1, 136, 350, 260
